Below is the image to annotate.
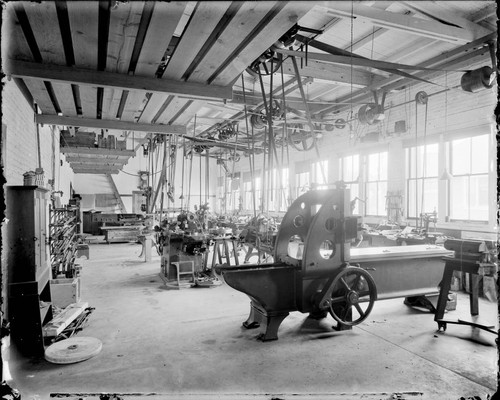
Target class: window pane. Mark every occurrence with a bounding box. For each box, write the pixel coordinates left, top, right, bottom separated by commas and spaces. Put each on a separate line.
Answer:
471, 135, 489, 174
421, 178, 438, 214
450, 176, 468, 219
366, 182, 378, 214
348, 183, 360, 214
352, 155, 359, 181
379, 152, 388, 180
469, 175, 488, 220
367, 154, 378, 181
451, 138, 471, 175
378, 181, 387, 216
408, 180, 417, 218
425, 144, 438, 177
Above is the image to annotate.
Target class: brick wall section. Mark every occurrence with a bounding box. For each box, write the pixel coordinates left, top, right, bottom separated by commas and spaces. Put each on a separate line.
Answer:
2, 80, 39, 184
2, 80, 74, 199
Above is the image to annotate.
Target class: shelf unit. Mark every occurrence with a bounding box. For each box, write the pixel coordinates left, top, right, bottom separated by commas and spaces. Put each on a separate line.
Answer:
6, 186, 53, 356
49, 206, 79, 278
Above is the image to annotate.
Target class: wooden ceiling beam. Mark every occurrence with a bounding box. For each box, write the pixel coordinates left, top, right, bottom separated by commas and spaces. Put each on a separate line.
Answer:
65, 158, 129, 166
280, 58, 373, 87
60, 146, 136, 156
37, 114, 186, 135
5, 60, 233, 101
322, 3, 482, 43
73, 169, 120, 175
401, 1, 493, 39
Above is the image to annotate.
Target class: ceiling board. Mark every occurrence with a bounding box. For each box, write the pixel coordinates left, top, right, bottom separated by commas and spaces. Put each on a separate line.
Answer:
51, 82, 76, 116
106, 1, 143, 73
210, 2, 314, 86
162, 1, 232, 80
23, 1, 65, 64
101, 87, 122, 120
134, 1, 187, 76
23, 78, 56, 114
3, 5, 33, 61
187, 1, 279, 84
66, 1, 99, 68
79, 85, 97, 118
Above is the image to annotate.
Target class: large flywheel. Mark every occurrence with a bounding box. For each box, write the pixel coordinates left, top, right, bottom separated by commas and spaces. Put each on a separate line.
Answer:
326, 266, 377, 326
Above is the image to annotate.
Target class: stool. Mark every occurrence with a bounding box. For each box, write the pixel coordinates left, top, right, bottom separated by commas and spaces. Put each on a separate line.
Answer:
435, 256, 496, 334
76, 244, 90, 259
209, 238, 239, 269
170, 261, 195, 289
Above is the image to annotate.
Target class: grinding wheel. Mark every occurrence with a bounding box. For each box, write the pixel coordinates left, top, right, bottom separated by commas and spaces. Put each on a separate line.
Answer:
45, 337, 102, 364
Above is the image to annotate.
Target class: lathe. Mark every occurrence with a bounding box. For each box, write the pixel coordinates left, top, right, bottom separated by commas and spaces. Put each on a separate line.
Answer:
216, 188, 452, 341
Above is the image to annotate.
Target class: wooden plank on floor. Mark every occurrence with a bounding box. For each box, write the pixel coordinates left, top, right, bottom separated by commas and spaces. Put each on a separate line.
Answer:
211, 2, 314, 86
66, 1, 99, 68
79, 85, 97, 119
187, 1, 278, 84
162, 2, 232, 80
42, 302, 89, 337
23, 77, 57, 114
106, 1, 143, 73
51, 82, 77, 116
23, 1, 65, 64
134, 1, 187, 76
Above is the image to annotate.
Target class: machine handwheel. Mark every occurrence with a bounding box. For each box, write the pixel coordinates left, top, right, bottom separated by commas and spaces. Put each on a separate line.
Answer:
328, 267, 377, 326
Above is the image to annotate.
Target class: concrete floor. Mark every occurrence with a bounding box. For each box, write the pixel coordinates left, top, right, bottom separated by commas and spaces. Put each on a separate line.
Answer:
3, 241, 498, 400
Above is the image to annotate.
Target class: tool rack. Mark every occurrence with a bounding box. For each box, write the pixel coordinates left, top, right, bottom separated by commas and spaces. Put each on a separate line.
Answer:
49, 206, 79, 278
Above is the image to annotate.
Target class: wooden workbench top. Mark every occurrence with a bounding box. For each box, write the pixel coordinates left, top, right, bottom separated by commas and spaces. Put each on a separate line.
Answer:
351, 244, 453, 262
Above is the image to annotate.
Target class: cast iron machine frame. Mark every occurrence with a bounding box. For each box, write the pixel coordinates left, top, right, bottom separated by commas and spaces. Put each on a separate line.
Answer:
216, 188, 377, 341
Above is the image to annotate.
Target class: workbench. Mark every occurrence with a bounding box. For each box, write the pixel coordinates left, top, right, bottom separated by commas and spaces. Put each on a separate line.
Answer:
351, 244, 453, 300
101, 226, 145, 244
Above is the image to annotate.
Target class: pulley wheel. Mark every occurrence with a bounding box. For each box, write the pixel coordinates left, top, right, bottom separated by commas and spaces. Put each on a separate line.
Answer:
287, 124, 316, 152
415, 91, 428, 105
327, 266, 377, 327
358, 104, 378, 125
334, 118, 346, 129
45, 337, 102, 364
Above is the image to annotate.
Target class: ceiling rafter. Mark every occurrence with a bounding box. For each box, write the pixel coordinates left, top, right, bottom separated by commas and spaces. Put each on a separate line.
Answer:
6, 60, 233, 101
37, 115, 186, 135
322, 2, 485, 43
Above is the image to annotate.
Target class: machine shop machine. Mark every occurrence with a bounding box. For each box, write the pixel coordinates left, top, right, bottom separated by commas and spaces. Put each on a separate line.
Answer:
216, 188, 452, 341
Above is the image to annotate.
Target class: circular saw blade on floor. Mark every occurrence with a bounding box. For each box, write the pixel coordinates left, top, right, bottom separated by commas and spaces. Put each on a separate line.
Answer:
45, 337, 102, 364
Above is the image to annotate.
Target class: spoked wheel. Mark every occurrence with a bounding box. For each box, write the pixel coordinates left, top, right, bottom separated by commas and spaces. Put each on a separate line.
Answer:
287, 124, 316, 151
328, 266, 377, 326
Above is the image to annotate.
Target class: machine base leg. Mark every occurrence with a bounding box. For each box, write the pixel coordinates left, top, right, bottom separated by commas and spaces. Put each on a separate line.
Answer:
257, 313, 289, 342
308, 310, 328, 320
242, 304, 260, 329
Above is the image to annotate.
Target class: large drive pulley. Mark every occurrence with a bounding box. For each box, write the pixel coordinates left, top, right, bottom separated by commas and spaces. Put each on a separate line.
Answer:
325, 266, 377, 326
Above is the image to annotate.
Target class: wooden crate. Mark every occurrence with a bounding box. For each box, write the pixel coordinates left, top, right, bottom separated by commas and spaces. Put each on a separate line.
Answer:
50, 278, 80, 308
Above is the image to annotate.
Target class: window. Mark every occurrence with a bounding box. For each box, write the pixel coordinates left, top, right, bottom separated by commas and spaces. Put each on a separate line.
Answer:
406, 143, 439, 219
225, 173, 240, 213
365, 152, 388, 216
268, 168, 290, 212
312, 160, 328, 189
340, 154, 360, 214
295, 161, 310, 197
449, 134, 489, 221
